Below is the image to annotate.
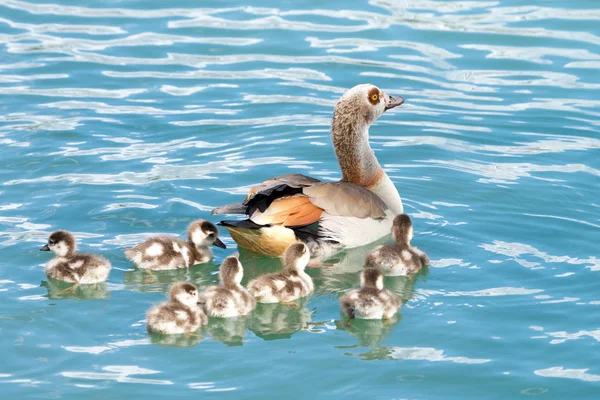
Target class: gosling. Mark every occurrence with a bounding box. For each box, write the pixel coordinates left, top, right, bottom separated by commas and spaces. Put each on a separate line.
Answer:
339, 268, 401, 320
125, 219, 225, 270
147, 282, 207, 334
365, 214, 429, 276
40, 230, 111, 284
248, 243, 314, 303
199, 255, 256, 318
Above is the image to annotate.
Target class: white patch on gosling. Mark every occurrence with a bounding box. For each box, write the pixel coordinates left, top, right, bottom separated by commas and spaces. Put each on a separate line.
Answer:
401, 250, 411, 261
146, 243, 164, 257
191, 228, 207, 246
53, 242, 69, 257
173, 242, 190, 267
69, 259, 84, 269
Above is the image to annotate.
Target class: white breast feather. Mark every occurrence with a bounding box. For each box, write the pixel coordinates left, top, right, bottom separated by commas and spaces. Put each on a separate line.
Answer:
319, 210, 395, 248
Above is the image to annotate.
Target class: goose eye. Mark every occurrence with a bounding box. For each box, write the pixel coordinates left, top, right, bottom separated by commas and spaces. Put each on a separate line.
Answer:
371, 94, 378, 102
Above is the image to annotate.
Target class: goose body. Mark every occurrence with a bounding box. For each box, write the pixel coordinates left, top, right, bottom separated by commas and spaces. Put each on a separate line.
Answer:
365, 214, 429, 276
213, 84, 404, 256
40, 230, 111, 284
199, 255, 256, 318
125, 220, 225, 270
339, 268, 401, 320
147, 282, 207, 335
248, 243, 314, 303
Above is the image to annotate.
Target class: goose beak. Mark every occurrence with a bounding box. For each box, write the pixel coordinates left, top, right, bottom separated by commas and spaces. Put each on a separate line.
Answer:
213, 237, 227, 249
384, 94, 404, 111
40, 244, 50, 251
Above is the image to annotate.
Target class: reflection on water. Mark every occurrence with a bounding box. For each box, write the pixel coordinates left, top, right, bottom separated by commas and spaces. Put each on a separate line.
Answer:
335, 315, 401, 348
123, 265, 214, 292
41, 279, 109, 300
205, 316, 250, 347
0, 0, 598, 397
148, 332, 203, 348
248, 301, 312, 341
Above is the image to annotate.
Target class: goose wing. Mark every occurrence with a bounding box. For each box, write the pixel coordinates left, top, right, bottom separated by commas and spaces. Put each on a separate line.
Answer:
213, 174, 387, 228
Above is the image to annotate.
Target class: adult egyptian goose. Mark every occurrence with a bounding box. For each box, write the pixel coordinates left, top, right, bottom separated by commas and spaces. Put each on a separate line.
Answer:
212, 84, 404, 256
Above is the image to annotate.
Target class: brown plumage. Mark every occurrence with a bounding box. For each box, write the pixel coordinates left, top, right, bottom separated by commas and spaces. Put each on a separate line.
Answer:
125, 219, 226, 270
40, 230, 111, 284
339, 268, 400, 320
213, 84, 405, 257
198, 255, 256, 318
365, 214, 429, 276
147, 282, 207, 334
247, 243, 314, 303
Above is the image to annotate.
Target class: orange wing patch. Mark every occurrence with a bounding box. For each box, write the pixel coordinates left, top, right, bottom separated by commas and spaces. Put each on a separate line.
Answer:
250, 195, 323, 227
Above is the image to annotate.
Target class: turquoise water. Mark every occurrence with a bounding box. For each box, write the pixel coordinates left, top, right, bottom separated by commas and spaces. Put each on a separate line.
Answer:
1, 0, 599, 398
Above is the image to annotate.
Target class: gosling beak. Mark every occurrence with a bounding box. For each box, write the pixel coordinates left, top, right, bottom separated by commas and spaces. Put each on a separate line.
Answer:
40, 244, 50, 251
384, 94, 404, 111
213, 237, 227, 249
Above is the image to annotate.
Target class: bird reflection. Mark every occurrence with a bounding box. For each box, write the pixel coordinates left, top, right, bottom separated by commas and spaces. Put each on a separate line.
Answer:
123, 264, 215, 293
335, 315, 401, 348
205, 316, 250, 346
148, 331, 203, 348
41, 279, 109, 300
247, 300, 312, 341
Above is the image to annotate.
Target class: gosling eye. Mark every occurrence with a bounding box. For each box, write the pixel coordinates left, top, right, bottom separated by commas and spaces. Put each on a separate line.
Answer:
206, 231, 215, 238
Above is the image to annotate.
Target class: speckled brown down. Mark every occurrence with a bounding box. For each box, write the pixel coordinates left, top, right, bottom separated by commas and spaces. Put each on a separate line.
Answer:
147, 282, 207, 335
198, 255, 256, 318
365, 214, 429, 276
40, 230, 111, 284
339, 268, 400, 320
247, 243, 314, 303
125, 220, 226, 270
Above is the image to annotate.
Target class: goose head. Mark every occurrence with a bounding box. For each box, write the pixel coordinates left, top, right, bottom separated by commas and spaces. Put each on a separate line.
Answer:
170, 282, 199, 308
392, 214, 414, 245
188, 219, 226, 249
283, 242, 310, 271
40, 230, 76, 257
360, 268, 384, 291
333, 84, 404, 128
220, 254, 244, 287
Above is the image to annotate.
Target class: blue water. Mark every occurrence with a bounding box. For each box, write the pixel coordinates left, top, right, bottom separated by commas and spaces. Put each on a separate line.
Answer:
1, 0, 599, 398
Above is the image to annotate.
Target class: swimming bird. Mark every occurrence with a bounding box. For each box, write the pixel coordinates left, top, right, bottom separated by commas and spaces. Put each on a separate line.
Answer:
40, 230, 111, 284
198, 254, 256, 318
339, 268, 401, 320
247, 243, 314, 303
124, 220, 226, 270
147, 282, 207, 335
365, 214, 429, 276
212, 84, 404, 256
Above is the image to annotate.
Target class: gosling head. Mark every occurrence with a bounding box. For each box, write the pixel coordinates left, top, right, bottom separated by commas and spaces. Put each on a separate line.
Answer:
219, 254, 243, 287
283, 242, 310, 271
170, 282, 199, 308
188, 219, 226, 249
360, 268, 384, 291
392, 214, 414, 245
333, 83, 404, 128
40, 230, 76, 257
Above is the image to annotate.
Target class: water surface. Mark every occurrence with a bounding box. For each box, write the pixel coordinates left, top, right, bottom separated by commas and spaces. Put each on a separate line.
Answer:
0, 0, 599, 398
